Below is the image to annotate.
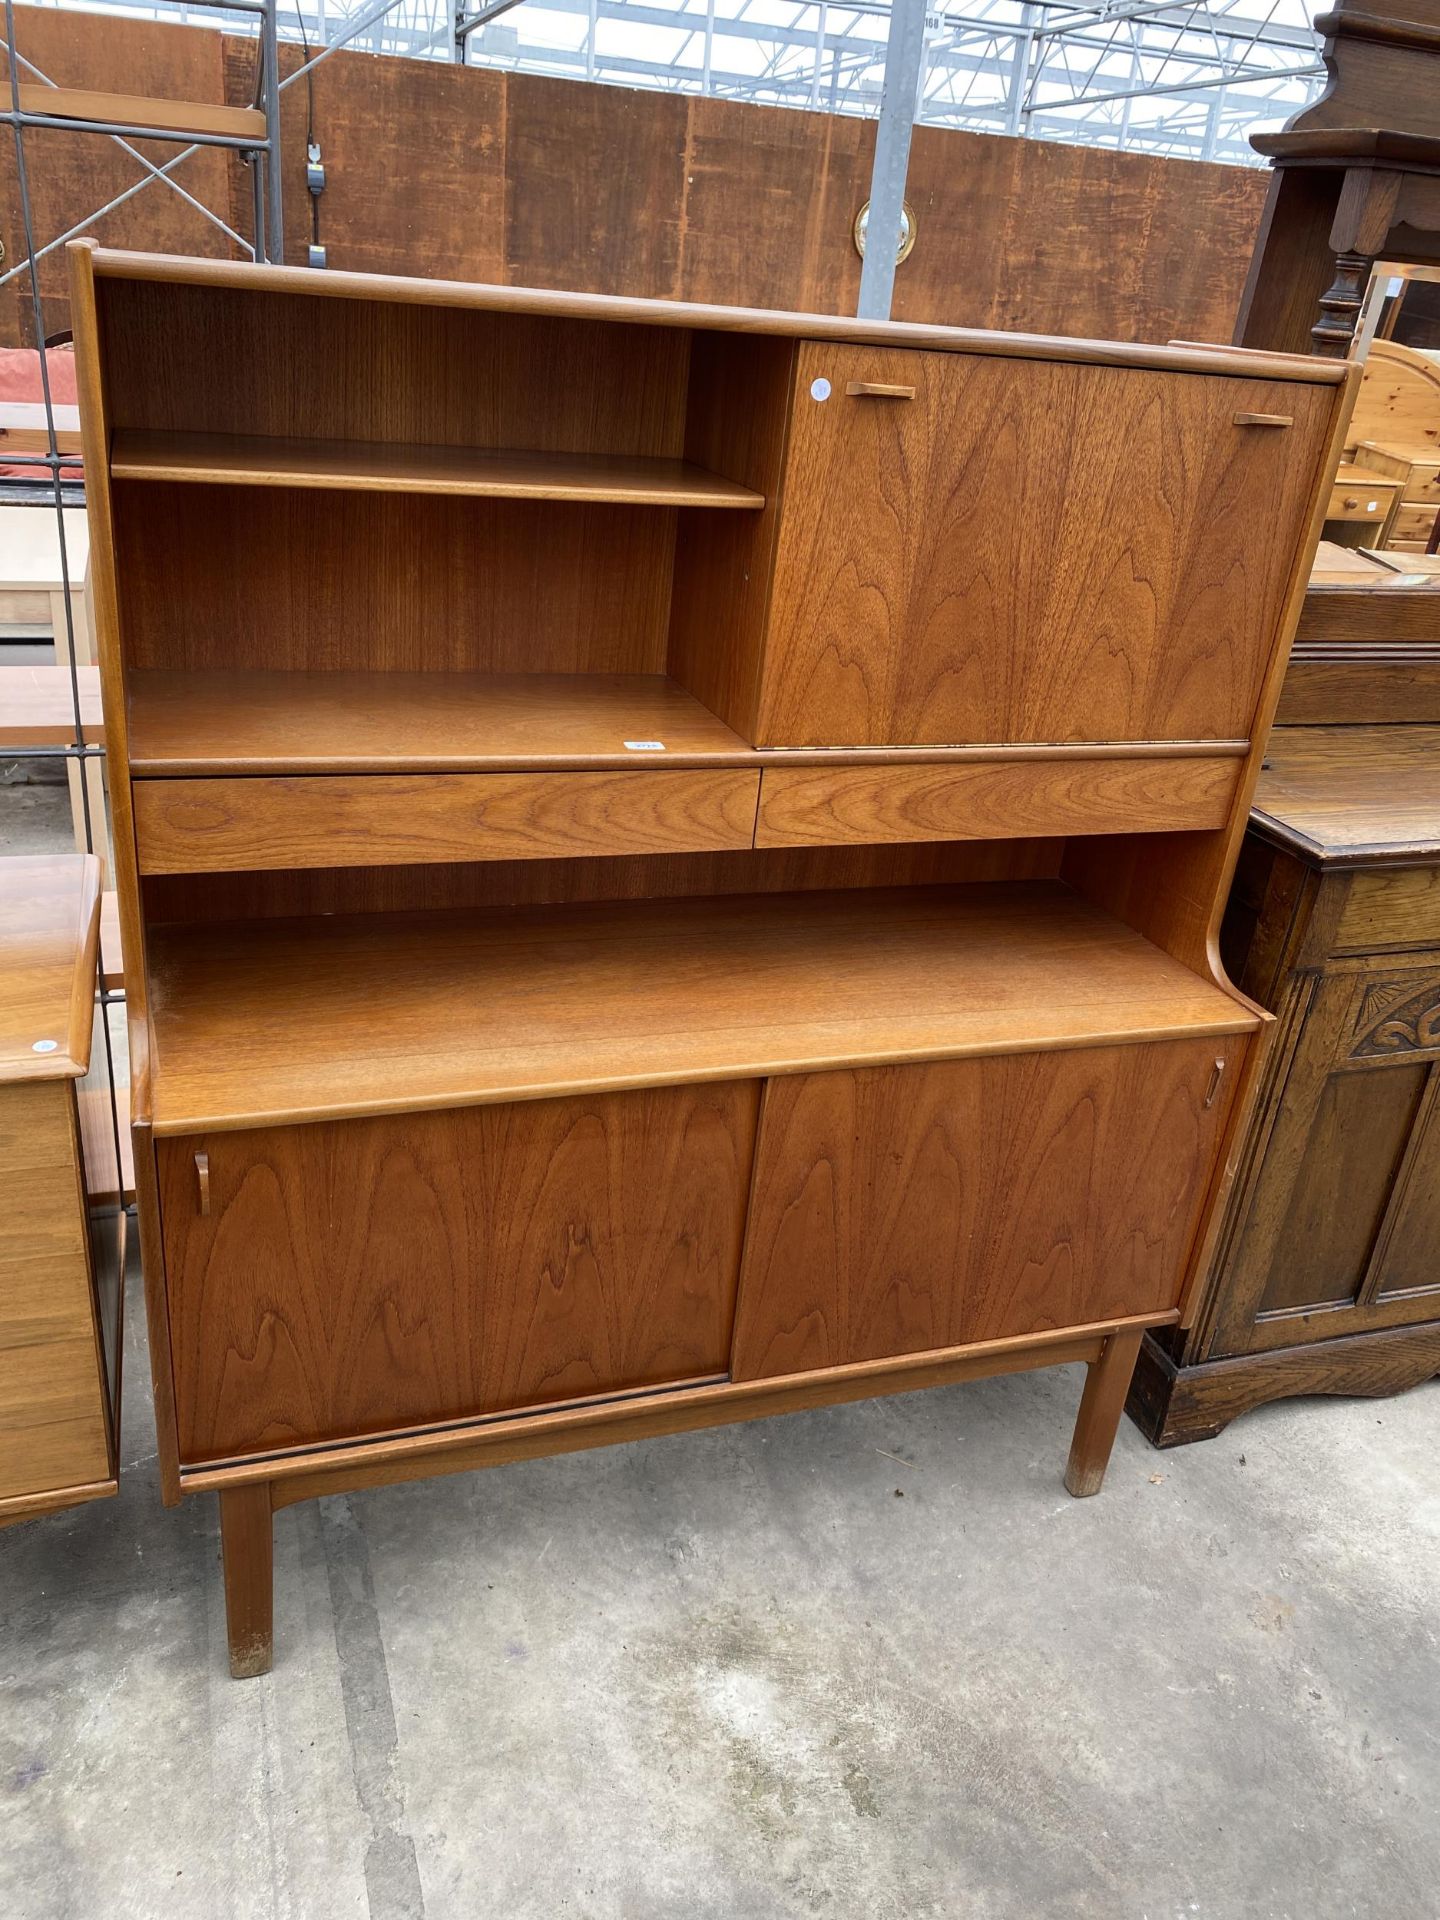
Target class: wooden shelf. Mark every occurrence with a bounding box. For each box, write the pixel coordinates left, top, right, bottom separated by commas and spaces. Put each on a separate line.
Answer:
17, 85, 266, 142
110, 430, 766, 508
146, 882, 1258, 1135
125, 671, 1253, 777
0, 665, 104, 746
127, 670, 755, 772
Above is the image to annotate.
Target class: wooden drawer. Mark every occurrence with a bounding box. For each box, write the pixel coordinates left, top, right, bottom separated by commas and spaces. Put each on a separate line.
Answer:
134, 768, 762, 873
757, 344, 1331, 748
1325, 470, 1400, 523
754, 755, 1239, 848
158, 1085, 759, 1462
1337, 867, 1440, 954
1389, 503, 1439, 547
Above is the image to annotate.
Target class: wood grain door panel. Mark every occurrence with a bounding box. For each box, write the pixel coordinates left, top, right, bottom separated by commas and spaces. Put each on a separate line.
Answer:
1256, 1062, 1427, 1315
757, 345, 1330, 748
159, 1082, 759, 1462
731, 1039, 1233, 1379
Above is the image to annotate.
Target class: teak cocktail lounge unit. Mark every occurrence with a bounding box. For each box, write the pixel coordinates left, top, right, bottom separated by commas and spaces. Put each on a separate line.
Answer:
71, 242, 1354, 1677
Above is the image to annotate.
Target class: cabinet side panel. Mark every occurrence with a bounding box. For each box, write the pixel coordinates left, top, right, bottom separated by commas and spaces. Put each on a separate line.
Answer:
71, 247, 152, 1053
0, 1083, 111, 1500
732, 1041, 1231, 1380
160, 1083, 759, 1462
668, 332, 797, 740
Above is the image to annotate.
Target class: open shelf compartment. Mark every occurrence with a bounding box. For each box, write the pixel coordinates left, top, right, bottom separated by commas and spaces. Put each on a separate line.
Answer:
126, 669, 755, 773
145, 881, 1260, 1136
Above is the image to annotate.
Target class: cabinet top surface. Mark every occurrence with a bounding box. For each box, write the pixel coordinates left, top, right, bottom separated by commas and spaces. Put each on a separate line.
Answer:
1254, 725, 1440, 865
0, 853, 101, 1082
79, 246, 1348, 388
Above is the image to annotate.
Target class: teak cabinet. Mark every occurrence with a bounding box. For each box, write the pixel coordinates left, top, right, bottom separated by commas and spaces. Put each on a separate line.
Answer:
70, 244, 1351, 1675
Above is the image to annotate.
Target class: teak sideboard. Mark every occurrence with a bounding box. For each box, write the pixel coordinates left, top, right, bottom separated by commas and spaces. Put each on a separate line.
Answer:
70, 243, 1353, 1676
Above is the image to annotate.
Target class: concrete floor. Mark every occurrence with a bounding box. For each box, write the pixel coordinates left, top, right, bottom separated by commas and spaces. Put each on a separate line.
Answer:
1, 791, 1438, 1920
2, 1244, 1437, 1920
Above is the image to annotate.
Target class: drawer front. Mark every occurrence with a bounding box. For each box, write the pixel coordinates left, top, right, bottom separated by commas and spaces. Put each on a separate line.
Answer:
1337, 868, 1440, 953
159, 1085, 760, 1463
758, 344, 1332, 748
1326, 479, 1398, 523
731, 1038, 1237, 1379
754, 755, 1238, 848
1390, 503, 1439, 546
134, 768, 762, 873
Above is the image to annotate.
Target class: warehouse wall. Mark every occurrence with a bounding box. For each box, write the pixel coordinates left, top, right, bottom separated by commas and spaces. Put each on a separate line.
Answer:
2, 4, 1269, 346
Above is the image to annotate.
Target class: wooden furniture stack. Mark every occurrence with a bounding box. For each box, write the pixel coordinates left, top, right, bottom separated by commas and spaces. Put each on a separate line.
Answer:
1342, 338, 1440, 553
1129, 545, 1440, 1443
71, 242, 1349, 1676
0, 853, 124, 1526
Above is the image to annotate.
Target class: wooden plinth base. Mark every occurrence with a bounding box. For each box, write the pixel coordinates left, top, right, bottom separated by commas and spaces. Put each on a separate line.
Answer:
1126, 1322, 1440, 1450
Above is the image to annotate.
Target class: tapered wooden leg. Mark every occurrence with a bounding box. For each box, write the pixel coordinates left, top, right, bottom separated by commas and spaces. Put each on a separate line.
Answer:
1065, 1326, 1145, 1498
220, 1483, 274, 1678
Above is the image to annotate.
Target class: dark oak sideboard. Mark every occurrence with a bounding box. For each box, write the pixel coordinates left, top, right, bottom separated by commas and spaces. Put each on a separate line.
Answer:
1130, 548, 1440, 1443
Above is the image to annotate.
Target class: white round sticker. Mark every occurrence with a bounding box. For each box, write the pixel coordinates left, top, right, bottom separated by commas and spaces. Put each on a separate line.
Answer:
810, 377, 832, 402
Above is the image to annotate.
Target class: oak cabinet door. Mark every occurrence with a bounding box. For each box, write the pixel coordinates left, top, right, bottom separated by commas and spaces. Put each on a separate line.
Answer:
1212, 967, 1440, 1353
757, 345, 1330, 748
730, 1040, 1235, 1380
158, 1083, 759, 1462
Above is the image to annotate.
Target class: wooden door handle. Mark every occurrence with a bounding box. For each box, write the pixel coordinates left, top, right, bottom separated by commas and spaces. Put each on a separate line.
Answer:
1204, 1059, 1226, 1110
1233, 412, 1292, 428
195, 1150, 210, 1216
846, 381, 916, 399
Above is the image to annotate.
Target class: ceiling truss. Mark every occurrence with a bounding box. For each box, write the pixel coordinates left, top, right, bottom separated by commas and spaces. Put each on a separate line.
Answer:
26, 0, 1326, 165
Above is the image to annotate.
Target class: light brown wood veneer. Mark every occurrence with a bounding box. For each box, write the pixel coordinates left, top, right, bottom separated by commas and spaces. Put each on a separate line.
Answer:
144, 883, 1258, 1136
133, 769, 762, 871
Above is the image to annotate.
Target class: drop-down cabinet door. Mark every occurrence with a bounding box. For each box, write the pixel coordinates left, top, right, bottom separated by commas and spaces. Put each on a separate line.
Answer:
755, 344, 1331, 749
